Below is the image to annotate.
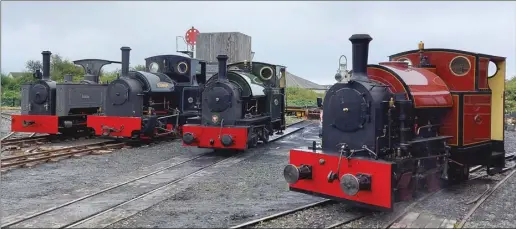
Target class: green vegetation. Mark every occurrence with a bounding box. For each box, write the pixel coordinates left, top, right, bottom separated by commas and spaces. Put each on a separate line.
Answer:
286, 87, 325, 107
506, 76, 516, 114
285, 115, 302, 125
1, 53, 515, 114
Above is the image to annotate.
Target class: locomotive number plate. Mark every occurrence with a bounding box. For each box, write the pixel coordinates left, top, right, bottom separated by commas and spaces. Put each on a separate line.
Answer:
156, 82, 169, 88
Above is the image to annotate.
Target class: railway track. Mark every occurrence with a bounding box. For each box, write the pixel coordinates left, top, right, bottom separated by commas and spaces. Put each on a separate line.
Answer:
456, 168, 516, 228
230, 200, 333, 228
230, 153, 516, 229
0, 132, 35, 142
1, 132, 94, 147
1, 112, 13, 120
1, 134, 50, 146
1, 119, 308, 171
0, 112, 37, 142
229, 200, 367, 229
0, 140, 125, 172
384, 157, 516, 229
1, 121, 310, 228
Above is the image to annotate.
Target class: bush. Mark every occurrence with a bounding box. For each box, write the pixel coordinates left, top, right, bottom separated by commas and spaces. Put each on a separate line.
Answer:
286, 87, 325, 107
506, 76, 516, 113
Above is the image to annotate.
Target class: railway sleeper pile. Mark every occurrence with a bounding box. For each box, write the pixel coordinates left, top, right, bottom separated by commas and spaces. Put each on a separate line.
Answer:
0, 141, 127, 173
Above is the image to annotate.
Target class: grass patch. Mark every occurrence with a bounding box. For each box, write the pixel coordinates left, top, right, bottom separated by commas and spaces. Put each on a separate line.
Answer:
1, 106, 21, 111
285, 115, 302, 126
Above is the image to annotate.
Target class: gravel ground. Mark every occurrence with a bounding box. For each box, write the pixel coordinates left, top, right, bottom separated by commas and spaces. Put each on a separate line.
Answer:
339, 131, 516, 228
107, 124, 322, 228
463, 130, 516, 228
0, 138, 211, 224
463, 172, 516, 228
2, 122, 514, 228
406, 131, 516, 228
252, 201, 367, 228
0, 109, 20, 139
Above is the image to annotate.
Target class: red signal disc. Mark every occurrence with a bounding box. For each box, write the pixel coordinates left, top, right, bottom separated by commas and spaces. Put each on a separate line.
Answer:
185, 27, 200, 45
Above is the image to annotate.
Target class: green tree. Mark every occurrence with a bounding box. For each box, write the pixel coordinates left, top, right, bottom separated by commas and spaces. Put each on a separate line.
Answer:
131, 64, 146, 71
99, 64, 145, 83
49, 54, 83, 82
505, 76, 516, 113
1, 73, 28, 106
100, 71, 119, 84
1, 73, 12, 87
286, 87, 325, 107
1, 72, 32, 94
25, 60, 42, 73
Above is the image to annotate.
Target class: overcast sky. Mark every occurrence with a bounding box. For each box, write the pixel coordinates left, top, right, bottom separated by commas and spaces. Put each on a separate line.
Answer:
2, 1, 515, 85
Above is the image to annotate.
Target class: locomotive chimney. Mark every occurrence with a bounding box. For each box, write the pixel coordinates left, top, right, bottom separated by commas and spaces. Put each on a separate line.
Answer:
217, 54, 228, 80
349, 34, 373, 81
121, 46, 131, 77
42, 51, 51, 80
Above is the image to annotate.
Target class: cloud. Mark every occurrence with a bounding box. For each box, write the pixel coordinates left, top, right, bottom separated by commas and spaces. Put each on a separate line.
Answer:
1, 1, 515, 85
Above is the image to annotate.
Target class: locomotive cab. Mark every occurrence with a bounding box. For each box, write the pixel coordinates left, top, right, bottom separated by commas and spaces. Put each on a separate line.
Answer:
145, 54, 206, 119
56, 59, 119, 117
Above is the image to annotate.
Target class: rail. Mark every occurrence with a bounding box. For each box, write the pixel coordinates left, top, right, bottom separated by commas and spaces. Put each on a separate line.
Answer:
232, 153, 515, 229
1, 121, 311, 228
1, 140, 125, 172
385, 154, 516, 228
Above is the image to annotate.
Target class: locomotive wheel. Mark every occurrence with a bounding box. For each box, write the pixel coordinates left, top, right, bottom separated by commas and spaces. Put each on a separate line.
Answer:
250, 134, 258, 148
248, 128, 258, 148
262, 129, 270, 143
257, 128, 269, 143
462, 164, 470, 180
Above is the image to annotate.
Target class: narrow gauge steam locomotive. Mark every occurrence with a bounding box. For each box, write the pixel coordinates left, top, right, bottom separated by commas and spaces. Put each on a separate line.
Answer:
87, 47, 206, 139
11, 51, 120, 135
283, 34, 507, 211
182, 55, 287, 150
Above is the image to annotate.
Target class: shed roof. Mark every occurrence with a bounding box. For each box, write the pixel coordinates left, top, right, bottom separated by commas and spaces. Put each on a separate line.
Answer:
285, 71, 326, 90
8, 72, 26, 78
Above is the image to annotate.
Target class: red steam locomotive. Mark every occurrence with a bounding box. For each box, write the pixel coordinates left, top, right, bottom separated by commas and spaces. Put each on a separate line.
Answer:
283, 34, 507, 211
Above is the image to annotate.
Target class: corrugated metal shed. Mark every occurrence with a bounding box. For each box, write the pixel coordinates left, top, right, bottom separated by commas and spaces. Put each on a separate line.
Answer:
195, 32, 252, 64
205, 62, 218, 79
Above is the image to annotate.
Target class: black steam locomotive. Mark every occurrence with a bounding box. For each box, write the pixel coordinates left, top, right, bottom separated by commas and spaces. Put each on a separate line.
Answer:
182, 55, 287, 150
87, 47, 206, 139
11, 51, 119, 135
